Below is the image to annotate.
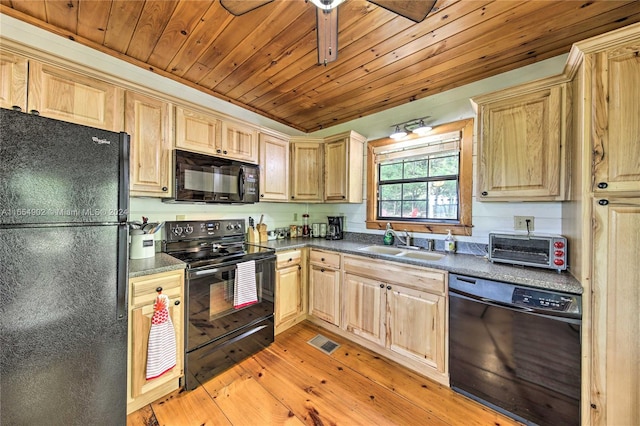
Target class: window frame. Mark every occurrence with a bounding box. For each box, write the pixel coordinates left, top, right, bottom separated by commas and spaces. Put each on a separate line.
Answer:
366, 118, 474, 236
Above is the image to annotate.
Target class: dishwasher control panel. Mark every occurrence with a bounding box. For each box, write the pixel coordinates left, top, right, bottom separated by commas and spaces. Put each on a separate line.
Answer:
512, 287, 576, 312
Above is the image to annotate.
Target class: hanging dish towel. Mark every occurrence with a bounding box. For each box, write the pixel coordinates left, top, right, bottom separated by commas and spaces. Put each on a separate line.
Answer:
234, 260, 258, 309
146, 293, 177, 380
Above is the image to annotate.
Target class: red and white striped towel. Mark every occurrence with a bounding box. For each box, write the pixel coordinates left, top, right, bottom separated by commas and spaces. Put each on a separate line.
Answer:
234, 260, 258, 309
146, 293, 176, 380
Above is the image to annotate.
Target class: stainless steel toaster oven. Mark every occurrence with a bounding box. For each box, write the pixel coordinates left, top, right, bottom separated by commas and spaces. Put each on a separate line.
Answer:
488, 232, 567, 272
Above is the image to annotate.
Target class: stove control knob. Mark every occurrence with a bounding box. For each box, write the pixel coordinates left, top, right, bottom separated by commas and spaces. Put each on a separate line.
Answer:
173, 226, 183, 235
234, 223, 242, 230
184, 225, 193, 235
226, 224, 234, 230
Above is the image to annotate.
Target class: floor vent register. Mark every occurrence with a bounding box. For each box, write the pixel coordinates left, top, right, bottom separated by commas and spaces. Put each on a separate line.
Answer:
307, 334, 340, 355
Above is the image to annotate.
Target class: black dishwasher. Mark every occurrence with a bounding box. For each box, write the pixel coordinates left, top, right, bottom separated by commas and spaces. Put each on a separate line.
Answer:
449, 274, 582, 426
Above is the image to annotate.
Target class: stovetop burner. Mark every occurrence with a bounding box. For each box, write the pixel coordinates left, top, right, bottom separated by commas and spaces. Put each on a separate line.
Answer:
162, 219, 275, 269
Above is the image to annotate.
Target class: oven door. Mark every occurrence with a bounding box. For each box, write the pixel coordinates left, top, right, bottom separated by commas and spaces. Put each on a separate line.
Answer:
184, 255, 275, 389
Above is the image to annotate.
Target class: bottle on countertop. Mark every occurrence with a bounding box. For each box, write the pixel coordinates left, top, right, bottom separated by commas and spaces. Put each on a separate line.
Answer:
444, 229, 456, 253
383, 223, 394, 245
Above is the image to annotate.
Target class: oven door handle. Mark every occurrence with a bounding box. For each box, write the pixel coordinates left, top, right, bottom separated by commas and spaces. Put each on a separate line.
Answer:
190, 264, 237, 277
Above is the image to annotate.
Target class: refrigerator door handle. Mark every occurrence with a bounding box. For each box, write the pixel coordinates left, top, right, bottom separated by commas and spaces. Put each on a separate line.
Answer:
116, 223, 129, 320
118, 132, 130, 223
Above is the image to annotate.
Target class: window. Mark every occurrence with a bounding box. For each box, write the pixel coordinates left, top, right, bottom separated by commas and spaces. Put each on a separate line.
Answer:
366, 119, 473, 236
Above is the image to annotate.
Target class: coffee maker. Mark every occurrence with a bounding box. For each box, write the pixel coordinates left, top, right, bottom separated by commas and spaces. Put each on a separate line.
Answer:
326, 216, 344, 240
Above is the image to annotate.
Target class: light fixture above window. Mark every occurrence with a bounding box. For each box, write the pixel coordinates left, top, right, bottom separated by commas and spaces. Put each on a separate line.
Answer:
389, 116, 432, 139
390, 125, 408, 140
309, 0, 345, 11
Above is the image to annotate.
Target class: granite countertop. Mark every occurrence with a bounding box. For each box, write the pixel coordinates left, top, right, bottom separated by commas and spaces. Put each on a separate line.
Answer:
128, 253, 186, 278
260, 238, 583, 295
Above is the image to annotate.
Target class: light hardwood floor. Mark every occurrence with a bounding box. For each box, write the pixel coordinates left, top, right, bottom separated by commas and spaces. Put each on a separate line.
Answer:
127, 321, 521, 425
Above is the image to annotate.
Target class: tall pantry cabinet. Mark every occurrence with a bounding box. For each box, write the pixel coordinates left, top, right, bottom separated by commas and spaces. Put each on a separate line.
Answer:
563, 23, 640, 426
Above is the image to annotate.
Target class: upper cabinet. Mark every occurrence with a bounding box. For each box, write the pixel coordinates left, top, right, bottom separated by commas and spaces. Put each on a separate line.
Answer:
0, 51, 27, 112
126, 91, 173, 197
220, 119, 259, 164
259, 130, 290, 202
591, 43, 640, 194
28, 61, 124, 131
290, 138, 324, 202
472, 77, 570, 201
175, 106, 221, 155
324, 131, 366, 203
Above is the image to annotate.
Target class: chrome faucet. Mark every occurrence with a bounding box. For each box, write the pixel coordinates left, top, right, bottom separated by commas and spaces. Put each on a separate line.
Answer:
386, 223, 412, 247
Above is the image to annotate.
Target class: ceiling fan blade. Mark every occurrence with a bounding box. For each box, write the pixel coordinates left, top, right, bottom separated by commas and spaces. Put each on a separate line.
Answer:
220, 0, 274, 16
317, 7, 339, 65
368, 0, 437, 23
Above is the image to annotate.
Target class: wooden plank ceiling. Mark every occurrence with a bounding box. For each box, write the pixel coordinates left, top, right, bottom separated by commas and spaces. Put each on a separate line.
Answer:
2, 0, 639, 132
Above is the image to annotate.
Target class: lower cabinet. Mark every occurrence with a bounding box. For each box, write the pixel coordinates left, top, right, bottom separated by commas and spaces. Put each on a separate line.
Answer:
275, 249, 306, 334
342, 255, 447, 381
127, 269, 184, 414
308, 249, 342, 326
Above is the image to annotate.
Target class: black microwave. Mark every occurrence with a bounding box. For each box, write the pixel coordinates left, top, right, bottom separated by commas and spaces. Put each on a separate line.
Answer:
168, 149, 259, 204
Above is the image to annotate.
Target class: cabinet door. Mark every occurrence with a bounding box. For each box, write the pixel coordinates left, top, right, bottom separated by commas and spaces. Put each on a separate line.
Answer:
220, 120, 259, 163
590, 197, 640, 425
324, 131, 365, 203
592, 45, 640, 193
308, 264, 340, 326
259, 133, 290, 201
28, 61, 124, 131
275, 263, 302, 328
126, 91, 173, 197
290, 141, 323, 202
175, 106, 221, 155
343, 273, 386, 346
0, 51, 27, 112
477, 85, 566, 201
387, 284, 445, 372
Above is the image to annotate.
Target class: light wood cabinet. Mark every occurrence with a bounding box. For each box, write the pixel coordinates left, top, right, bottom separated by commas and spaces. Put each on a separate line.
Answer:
308, 249, 341, 326
28, 61, 124, 131
472, 78, 569, 201
127, 269, 184, 414
324, 131, 366, 203
259, 131, 290, 202
290, 138, 324, 202
563, 25, 640, 426
275, 249, 306, 334
126, 91, 173, 197
175, 106, 221, 155
591, 44, 640, 194
342, 255, 447, 377
0, 50, 27, 112
220, 119, 259, 163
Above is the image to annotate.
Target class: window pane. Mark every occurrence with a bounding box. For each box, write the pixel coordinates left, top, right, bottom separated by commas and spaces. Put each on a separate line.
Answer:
428, 180, 458, 219
380, 201, 401, 217
380, 184, 402, 200
380, 162, 403, 181
404, 159, 428, 179
429, 154, 459, 176
402, 201, 427, 218
402, 182, 427, 201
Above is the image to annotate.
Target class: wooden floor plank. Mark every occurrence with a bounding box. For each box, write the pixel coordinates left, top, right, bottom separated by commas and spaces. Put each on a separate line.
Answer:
128, 321, 523, 425
202, 364, 305, 426
149, 386, 232, 426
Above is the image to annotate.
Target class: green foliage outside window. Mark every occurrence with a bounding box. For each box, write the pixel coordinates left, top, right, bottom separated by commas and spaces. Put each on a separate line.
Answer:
378, 152, 459, 221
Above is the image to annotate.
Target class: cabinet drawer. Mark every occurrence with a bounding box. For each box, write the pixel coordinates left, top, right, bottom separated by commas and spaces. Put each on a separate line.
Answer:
310, 249, 341, 269
276, 250, 302, 269
131, 270, 184, 307
344, 255, 445, 295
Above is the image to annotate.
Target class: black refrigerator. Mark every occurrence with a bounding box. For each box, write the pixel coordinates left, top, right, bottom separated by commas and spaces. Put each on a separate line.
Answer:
0, 108, 130, 425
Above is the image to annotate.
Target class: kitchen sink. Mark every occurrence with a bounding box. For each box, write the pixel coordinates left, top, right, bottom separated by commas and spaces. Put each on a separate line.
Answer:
395, 250, 445, 261
358, 245, 405, 255
358, 245, 444, 261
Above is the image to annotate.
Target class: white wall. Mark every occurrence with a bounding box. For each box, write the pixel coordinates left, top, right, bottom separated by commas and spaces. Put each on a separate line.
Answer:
1, 14, 568, 244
